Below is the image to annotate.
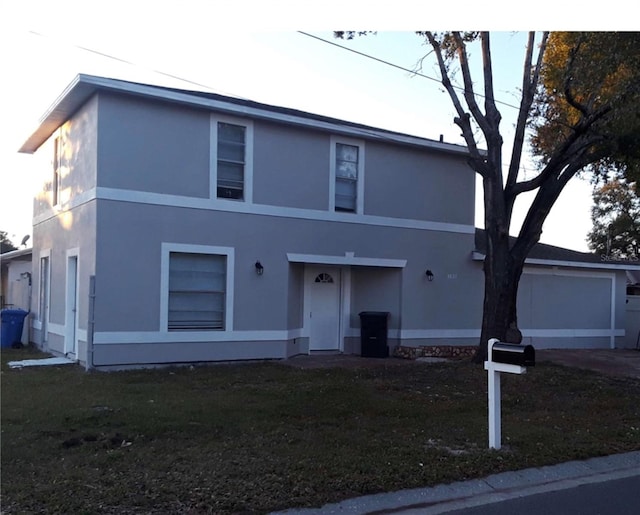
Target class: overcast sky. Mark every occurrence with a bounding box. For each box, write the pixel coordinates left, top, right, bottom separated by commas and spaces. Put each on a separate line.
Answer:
1, 1, 627, 251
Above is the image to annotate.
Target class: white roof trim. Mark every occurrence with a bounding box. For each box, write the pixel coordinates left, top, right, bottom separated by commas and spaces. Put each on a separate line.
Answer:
472, 251, 640, 271
287, 252, 407, 268
20, 74, 472, 156
0, 247, 33, 261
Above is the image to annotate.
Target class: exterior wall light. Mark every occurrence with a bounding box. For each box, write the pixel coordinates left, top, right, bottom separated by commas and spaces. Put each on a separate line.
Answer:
425, 269, 434, 282
255, 261, 264, 275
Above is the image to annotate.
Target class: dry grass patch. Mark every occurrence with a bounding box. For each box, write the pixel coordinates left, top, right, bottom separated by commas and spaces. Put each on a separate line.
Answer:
2, 347, 639, 513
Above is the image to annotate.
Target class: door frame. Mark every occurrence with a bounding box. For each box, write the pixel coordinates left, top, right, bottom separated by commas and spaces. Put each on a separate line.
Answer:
304, 264, 352, 353
64, 248, 79, 357
39, 250, 51, 345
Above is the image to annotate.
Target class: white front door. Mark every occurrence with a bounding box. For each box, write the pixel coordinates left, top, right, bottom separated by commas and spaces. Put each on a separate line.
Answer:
306, 266, 341, 351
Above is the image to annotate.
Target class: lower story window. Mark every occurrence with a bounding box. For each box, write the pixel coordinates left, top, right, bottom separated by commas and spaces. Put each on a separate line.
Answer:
168, 252, 226, 331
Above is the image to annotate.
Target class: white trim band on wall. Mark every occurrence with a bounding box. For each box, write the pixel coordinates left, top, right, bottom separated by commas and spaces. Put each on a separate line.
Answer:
92, 327, 622, 346
93, 328, 305, 345
33, 186, 477, 237
396, 329, 623, 339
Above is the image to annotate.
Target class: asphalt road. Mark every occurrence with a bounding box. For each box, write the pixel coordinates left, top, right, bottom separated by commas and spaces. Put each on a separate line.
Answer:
274, 453, 640, 515
447, 474, 640, 515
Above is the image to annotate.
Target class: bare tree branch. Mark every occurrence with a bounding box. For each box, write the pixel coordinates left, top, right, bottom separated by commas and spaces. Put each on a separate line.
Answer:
506, 32, 548, 198
453, 32, 491, 136
479, 32, 505, 192
561, 38, 593, 117
508, 98, 612, 198
480, 33, 500, 127
508, 135, 601, 196
425, 32, 488, 176
511, 159, 586, 264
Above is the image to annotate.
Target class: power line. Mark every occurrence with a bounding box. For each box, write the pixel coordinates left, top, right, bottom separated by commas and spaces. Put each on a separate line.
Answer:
27, 30, 247, 99
298, 31, 443, 86
297, 31, 521, 111
29, 29, 521, 112
22, 29, 449, 145
297, 31, 539, 175
24, 28, 529, 172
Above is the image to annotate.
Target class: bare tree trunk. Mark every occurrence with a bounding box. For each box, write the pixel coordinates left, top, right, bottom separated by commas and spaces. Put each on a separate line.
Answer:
423, 31, 589, 364
474, 241, 524, 363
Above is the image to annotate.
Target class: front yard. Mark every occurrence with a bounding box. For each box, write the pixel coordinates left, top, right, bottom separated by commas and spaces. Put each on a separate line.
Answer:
2, 347, 639, 514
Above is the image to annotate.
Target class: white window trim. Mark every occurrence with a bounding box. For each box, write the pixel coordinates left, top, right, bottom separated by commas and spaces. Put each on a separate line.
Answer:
329, 136, 365, 214
160, 243, 235, 333
209, 114, 254, 203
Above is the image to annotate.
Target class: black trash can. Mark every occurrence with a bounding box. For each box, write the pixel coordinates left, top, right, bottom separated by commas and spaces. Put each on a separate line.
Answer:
359, 311, 389, 358
1, 309, 29, 348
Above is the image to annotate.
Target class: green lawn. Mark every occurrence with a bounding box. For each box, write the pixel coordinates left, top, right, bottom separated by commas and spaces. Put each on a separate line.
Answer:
2, 346, 639, 514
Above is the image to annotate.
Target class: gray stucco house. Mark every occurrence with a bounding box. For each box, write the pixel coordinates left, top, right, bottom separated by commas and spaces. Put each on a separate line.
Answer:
18, 74, 640, 368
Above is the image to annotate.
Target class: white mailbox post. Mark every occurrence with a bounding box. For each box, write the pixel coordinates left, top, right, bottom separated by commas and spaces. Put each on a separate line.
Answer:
484, 338, 535, 450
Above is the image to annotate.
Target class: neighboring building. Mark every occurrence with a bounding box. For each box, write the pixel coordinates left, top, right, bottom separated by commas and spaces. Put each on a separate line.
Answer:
1, 247, 33, 344
18, 75, 640, 368
474, 230, 636, 349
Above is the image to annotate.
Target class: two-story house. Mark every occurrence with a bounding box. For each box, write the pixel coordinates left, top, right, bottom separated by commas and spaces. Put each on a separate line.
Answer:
18, 75, 637, 368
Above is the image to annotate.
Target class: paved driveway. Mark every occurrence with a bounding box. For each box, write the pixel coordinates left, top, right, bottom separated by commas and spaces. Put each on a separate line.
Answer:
537, 349, 640, 379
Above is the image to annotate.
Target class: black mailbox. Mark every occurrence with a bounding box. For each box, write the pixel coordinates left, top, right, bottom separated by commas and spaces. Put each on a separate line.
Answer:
492, 343, 535, 367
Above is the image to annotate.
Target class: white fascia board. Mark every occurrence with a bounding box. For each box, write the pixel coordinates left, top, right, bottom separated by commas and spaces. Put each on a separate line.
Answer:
20, 74, 472, 156
287, 253, 407, 268
19, 77, 97, 153
524, 257, 640, 271
471, 251, 640, 271
86, 75, 470, 154
0, 247, 33, 261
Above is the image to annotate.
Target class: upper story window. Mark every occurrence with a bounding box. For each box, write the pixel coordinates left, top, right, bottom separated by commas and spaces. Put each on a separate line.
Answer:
217, 122, 245, 200
335, 143, 358, 212
52, 136, 61, 206
330, 137, 364, 214
211, 116, 253, 202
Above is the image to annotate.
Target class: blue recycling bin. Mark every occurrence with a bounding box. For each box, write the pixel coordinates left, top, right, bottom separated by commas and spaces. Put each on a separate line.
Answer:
1, 309, 29, 348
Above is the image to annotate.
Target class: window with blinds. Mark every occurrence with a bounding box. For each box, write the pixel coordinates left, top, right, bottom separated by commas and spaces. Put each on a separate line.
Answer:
168, 252, 226, 331
217, 122, 246, 200
335, 142, 358, 212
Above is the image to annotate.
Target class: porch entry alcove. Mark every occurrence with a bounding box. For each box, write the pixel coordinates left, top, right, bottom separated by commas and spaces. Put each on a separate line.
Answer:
288, 252, 406, 355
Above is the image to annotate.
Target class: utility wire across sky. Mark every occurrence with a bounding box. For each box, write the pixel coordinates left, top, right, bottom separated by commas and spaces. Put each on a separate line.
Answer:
25, 28, 532, 175
29, 29, 521, 112
297, 31, 522, 111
